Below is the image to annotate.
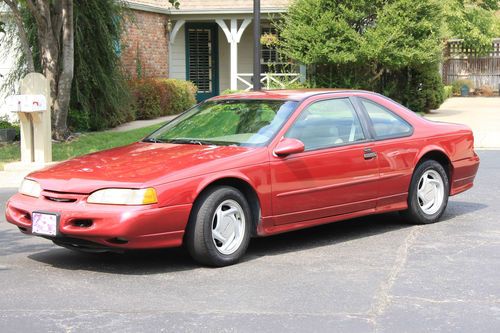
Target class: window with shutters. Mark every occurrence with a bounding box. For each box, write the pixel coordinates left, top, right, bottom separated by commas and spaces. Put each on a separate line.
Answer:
187, 27, 213, 94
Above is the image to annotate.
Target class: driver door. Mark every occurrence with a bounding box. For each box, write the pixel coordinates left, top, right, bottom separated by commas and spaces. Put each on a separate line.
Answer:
270, 97, 380, 225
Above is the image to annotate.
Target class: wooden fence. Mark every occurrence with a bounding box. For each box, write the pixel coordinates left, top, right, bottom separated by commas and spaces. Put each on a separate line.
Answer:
443, 39, 500, 91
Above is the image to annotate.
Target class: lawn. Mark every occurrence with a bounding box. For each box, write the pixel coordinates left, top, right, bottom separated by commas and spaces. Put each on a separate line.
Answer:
0, 124, 162, 168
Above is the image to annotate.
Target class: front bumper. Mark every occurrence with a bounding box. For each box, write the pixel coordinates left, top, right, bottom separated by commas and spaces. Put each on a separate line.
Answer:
5, 192, 192, 250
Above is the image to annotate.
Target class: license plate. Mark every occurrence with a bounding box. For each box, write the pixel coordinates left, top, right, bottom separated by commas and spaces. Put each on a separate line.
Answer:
32, 212, 59, 236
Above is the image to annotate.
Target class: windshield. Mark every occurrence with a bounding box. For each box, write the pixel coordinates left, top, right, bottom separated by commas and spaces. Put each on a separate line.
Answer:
144, 99, 298, 146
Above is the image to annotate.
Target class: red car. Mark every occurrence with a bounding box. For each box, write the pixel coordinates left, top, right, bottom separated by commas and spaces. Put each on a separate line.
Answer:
5, 90, 479, 266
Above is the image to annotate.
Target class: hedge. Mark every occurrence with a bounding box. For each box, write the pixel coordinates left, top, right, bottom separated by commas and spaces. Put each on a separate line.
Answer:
129, 78, 197, 120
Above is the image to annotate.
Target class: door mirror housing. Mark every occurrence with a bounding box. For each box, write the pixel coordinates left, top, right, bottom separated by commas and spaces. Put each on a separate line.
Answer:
274, 138, 305, 157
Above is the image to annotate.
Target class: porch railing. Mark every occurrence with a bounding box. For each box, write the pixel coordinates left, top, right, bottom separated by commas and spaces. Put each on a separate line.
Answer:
237, 73, 301, 91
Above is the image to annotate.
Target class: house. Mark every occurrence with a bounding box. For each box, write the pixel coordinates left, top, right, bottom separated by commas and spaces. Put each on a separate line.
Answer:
122, 0, 303, 101
0, 5, 18, 122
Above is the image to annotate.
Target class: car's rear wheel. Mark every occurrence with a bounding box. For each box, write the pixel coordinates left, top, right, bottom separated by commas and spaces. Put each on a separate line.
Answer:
401, 159, 449, 224
185, 186, 251, 266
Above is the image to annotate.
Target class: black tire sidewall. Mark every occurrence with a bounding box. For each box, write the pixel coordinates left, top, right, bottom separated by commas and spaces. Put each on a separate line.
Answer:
187, 186, 252, 266
407, 160, 450, 224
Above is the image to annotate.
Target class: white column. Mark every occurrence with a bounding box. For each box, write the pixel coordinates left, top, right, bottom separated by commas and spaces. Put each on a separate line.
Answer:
168, 20, 186, 78
216, 18, 252, 91
230, 20, 238, 90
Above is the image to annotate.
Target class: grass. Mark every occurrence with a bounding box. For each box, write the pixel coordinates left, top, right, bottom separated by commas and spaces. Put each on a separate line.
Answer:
0, 124, 162, 168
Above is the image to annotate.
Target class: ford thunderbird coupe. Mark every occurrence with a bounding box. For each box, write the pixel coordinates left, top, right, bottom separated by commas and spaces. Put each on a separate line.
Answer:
5, 90, 479, 266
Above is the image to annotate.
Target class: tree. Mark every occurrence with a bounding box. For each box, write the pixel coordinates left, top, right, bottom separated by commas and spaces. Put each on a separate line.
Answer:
278, 0, 499, 112
2, 0, 180, 139
3, 0, 73, 140
69, 0, 132, 131
278, 0, 446, 112
444, 0, 500, 50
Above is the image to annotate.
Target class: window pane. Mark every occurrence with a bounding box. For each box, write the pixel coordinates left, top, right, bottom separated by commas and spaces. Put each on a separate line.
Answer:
361, 99, 412, 139
286, 98, 365, 150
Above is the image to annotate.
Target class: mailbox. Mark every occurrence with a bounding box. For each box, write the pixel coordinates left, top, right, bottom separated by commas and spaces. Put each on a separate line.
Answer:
6, 94, 47, 113
6, 73, 52, 165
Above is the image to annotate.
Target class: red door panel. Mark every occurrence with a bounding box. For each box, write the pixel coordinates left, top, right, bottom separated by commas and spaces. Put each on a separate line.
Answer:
270, 143, 379, 225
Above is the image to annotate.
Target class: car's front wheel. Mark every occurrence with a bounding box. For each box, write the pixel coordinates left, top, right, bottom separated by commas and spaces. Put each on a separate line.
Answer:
185, 186, 251, 266
402, 159, 449, 224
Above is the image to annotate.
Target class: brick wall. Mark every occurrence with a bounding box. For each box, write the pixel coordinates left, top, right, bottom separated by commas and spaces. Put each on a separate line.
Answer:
121, 10, 169, 78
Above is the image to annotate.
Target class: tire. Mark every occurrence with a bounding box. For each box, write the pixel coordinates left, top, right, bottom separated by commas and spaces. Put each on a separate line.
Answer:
185, 186, 252, 266
401, 159, 449, 224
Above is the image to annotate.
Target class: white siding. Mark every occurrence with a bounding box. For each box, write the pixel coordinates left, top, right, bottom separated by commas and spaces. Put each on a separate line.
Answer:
218, 28, 230, 92
236, 27, 254, 91
0, 36, 19, 122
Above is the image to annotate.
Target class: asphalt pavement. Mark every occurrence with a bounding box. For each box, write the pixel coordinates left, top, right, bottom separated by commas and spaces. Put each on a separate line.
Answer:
0, 151, 499, 332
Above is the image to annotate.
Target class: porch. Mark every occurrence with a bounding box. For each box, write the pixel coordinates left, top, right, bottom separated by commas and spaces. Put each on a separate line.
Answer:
167, 15, 303, 100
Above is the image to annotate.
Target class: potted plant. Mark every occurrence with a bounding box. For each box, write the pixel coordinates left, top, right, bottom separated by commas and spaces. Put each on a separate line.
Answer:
451, 79, 474, 97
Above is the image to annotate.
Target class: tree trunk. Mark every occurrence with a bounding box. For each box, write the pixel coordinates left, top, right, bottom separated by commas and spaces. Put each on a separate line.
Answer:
19, 0, 74, 140
52, 0, 73, 140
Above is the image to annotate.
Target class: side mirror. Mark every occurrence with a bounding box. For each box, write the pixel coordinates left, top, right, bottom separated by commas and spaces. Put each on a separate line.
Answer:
274, 138, 305, 157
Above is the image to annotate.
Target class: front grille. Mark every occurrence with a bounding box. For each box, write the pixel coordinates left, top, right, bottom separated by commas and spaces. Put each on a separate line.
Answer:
45, 196, 77, 203
42, 190, 84, 203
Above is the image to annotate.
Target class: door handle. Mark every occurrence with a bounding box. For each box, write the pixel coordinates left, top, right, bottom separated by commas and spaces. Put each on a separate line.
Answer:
363, 148, 377, 160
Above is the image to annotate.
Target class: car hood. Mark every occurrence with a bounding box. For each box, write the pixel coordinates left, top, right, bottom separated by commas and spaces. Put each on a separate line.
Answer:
28, 142, 264, 193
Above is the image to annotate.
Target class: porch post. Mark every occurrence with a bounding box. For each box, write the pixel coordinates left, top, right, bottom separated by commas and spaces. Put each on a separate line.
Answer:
216, 18, 252, 91
230, 20, 238, 90
168, 20, 186, 78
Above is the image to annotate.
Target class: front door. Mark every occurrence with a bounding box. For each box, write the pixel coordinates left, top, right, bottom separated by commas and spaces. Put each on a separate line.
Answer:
186, 23, 219, 102
270, 96, 380, 225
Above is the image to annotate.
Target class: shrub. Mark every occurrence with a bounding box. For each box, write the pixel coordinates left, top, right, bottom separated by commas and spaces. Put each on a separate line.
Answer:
158, 79, 197, 115
0, 120, 13, 129
443, 85, 453, 100
405, 65, 445, 113
129, 79, 163, 120
477, 85, 494, 97
451, 79, 474, 95
129, 78, 197, 120
0, 116, 20, 141
68, 108, 91, 132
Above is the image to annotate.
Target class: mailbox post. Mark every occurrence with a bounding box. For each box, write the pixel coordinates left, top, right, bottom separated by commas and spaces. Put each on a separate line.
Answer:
5, 73, 52, 164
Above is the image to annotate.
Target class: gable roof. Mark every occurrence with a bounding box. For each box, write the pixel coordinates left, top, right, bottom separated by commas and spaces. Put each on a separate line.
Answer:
126, 0, 291, 14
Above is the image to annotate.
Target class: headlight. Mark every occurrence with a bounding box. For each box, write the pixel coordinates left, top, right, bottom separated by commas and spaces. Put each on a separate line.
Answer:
87, 188, 158, 205
19, 179, 41, 198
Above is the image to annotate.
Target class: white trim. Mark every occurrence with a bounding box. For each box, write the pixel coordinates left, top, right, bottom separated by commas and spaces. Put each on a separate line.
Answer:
171, 8, 286, 15
126, 2, 171, 14
236, 18, 252, 43
216, 19, 232, 43
447, 38, 500, 43
215, 19, 253, 90
169, 20, 185, 44
125, 2, 286, 15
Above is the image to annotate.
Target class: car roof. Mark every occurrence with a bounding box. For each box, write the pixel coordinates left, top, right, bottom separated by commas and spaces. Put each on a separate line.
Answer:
210, 89, 363, 102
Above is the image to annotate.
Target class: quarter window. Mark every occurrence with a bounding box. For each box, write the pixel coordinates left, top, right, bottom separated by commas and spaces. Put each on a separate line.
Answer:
361, 99, 412, 139
286, 98, 365, 151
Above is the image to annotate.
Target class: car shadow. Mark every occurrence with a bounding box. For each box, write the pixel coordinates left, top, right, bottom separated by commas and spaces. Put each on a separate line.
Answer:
0, 227, 58, 257
26, 199, 487, 275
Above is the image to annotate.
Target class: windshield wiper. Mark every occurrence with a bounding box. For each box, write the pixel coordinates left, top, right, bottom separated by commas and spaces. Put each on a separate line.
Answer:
142, 137, 166, 143
168, 139, 212, 145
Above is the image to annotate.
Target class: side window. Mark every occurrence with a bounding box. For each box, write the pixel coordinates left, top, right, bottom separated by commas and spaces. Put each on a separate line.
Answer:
361, 99, 412, 139
286, 98, 365, 151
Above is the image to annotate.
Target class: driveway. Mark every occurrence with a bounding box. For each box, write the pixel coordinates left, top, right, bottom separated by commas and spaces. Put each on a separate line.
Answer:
0, 151, 499, 332
426, 97, 500, 149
